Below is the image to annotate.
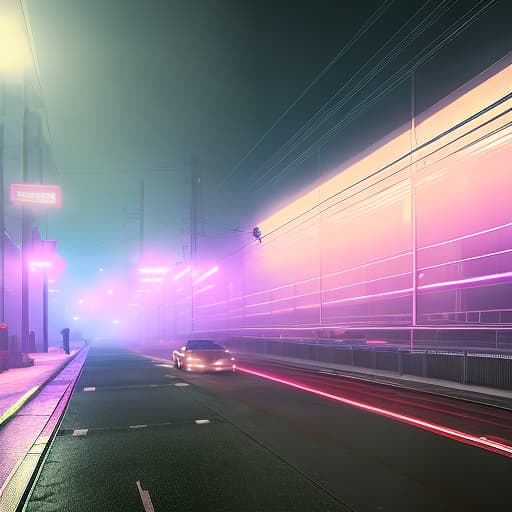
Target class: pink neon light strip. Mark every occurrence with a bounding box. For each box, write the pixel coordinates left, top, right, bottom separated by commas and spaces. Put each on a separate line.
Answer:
139, 277, 164, 283
419, 271, 512, 290
138, 267, 170, 275
173, 266, 191, 281
238, 366, 512, 458
420, 221, 512, 250
195, 284, 214, 295
194, 265, 219, 285
419, 248, 512, 271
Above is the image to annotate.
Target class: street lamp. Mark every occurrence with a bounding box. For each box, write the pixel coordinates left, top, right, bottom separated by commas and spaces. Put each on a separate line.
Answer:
0, 14, 31, 73
0, 12, 31, 342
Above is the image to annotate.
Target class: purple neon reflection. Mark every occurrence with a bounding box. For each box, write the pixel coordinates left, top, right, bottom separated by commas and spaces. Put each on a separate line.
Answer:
193, 265, 219, 285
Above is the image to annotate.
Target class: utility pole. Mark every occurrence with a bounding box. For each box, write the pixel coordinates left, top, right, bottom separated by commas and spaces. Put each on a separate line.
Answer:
21, 76, 30, 354
139, 179, 144, 262
190, 155, 199, 260
0, 80, 4, 325
190, 154, 199, 335
38, 115, 48, 352
410, 70, 417, 352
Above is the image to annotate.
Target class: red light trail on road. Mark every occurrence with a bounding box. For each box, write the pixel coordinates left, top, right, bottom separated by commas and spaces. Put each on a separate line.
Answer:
238, 366, 512, 458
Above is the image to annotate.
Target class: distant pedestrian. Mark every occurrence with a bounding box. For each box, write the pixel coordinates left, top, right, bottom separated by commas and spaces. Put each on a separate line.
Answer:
29, 331, 36, 352
60, 327, 70, 355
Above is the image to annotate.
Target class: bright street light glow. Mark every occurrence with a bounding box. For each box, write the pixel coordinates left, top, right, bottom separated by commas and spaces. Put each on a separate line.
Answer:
172, 266, 191, 281
78, 298, 84, 304
0, 15, 30, 73
107, 289, 113, 295
139, 277, 164, 283
72, 316, 80, 321
112, 319, 120, 324
98, 267, 104, 272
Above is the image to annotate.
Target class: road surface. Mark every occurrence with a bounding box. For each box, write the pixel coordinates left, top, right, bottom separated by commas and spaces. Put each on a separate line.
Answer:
25, 345, 510, 511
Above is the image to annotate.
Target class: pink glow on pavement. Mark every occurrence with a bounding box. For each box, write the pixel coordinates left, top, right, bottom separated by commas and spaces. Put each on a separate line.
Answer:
238, 366, 512, 458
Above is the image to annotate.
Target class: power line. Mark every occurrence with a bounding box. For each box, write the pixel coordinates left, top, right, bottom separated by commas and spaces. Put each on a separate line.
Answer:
260, 96, 512, 242
213, 91, 510, 266
19, 0, 60, 177
213, 0, 395, 194
60, 166, 179, 176
254, 0, 497, 193
248, 0, 456, 192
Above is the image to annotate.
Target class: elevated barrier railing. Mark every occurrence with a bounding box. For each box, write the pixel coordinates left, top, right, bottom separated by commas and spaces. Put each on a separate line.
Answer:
226, 338, 512, 391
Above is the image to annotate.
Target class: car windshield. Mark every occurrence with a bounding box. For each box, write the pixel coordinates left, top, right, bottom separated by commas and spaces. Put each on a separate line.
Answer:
187, 340, 224, 351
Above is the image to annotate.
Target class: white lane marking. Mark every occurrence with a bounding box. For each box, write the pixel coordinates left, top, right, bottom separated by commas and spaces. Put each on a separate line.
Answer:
72, 429, 88, 436
156, 363, 174, 368
195, 419, 210, 425
83, 387, 96, 392
164, 374, 177, 379
129, 424, 148, 429
174, 382, 189, 387
136, 480, 156, 512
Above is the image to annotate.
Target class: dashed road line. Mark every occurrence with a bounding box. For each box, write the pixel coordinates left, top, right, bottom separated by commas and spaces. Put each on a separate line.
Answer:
83, 387, 96, 392
136, 480, 156, 512
175, 382, 189, 387
72, 429, 88, 437
60, 418, 222, 436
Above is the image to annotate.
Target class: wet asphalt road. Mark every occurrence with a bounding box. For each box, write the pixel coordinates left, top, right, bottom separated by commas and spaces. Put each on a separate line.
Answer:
25, 345, 510, 512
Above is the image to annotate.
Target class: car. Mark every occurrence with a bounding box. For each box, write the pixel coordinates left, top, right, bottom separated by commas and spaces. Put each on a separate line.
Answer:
172, 339, 236, 372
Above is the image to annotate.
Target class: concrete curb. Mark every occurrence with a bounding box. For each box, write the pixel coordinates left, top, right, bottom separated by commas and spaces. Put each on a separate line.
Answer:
0, 346, 85, 429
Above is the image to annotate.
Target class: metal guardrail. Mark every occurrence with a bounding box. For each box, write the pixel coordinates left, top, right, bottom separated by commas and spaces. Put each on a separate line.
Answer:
227, 339, 512, 390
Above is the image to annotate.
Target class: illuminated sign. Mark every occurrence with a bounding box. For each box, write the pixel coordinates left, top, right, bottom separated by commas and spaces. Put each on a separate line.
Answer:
10, 183, 62, 208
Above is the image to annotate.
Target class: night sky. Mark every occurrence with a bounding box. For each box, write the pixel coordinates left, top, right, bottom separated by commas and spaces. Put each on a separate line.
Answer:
13, 0, 512, 285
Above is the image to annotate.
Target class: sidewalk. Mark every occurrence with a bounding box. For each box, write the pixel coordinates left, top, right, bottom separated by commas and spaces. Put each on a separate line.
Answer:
0, 345, 88, 511
0, 345, 81, 426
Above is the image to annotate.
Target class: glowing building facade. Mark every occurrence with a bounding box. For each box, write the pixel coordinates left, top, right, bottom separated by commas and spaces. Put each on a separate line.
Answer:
171, 55, 512, 349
